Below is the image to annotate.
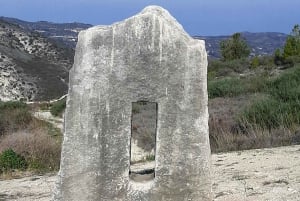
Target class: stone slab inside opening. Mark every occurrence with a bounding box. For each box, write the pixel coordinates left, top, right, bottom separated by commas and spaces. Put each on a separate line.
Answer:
130, 101, 157, 182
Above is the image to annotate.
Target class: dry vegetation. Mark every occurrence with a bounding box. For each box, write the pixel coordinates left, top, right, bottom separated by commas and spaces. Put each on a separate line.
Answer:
0, 102, 61, 177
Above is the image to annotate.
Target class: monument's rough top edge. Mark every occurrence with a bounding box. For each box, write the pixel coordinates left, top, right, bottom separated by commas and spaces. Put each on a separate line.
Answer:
139, 5, 174, 18
77, 5, 205, 48
82, 6, 183, 35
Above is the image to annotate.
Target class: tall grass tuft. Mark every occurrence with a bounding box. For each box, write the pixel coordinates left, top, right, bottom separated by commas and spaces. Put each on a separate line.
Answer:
240, 65, 300, 129
0, 101, 32, 136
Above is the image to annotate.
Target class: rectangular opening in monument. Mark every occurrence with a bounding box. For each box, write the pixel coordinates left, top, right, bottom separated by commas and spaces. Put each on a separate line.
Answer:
129, 101, 157, 182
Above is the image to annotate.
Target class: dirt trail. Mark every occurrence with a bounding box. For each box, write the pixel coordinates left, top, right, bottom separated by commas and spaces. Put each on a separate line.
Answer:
33, 110, 63, 132
0, 145, 299, 201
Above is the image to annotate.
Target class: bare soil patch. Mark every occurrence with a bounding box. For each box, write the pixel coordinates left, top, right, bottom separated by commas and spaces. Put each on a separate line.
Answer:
0, 145, 299, 201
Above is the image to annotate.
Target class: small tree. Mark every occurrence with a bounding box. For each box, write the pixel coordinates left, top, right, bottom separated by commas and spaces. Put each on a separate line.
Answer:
274, 48, 284, 65
283, 24, 300, 58
220, 33, 250, 61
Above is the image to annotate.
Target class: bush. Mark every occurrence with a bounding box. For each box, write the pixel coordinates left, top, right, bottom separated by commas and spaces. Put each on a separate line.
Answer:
208, 76, 267, 99
0, 101, 62, 173
267, 66, 300, 101
0, 101, 27, 110
50, 98, 66, 117
0, 149, 27, 172
258, 55, 276, 68
0, 101, 32, 136
208, 58, 251, 77
250, 56, 260, 69
240, 65, 300, 129
0, 126, 61, 171
208, 78, 246, 98
240, 97, 285, 129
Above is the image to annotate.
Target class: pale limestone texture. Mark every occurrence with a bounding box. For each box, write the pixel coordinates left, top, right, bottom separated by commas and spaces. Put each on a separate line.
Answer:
53, 5, 211, 201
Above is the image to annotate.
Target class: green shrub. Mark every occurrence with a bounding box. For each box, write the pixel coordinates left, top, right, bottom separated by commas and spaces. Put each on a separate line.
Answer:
240, 97, 285, 129
146, 155, 155, 161
50, 99, 66, 117
0, 149, 27, 172
244, 75, 268, 93
287, 55, 300, 64
250, 56, 260, 68
0, 101, 27, 110
254, 55, 276, 70
240, 65, 300, 129
208, 78, 245, 98
240, 97, 300, 129
267, 66, 300, 101
208, 58, 251, 77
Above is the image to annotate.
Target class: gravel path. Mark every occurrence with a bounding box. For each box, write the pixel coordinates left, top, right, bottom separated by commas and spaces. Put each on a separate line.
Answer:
0, 145, 299, 201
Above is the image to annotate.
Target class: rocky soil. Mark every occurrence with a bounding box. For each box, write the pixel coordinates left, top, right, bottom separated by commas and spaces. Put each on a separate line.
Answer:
0, 145, 299, 201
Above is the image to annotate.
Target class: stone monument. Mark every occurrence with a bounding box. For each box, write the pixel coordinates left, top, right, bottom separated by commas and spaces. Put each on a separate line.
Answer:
53, 5, 212, 201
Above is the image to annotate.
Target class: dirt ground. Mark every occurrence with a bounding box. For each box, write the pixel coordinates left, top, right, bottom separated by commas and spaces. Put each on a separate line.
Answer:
0, 145, 299, 201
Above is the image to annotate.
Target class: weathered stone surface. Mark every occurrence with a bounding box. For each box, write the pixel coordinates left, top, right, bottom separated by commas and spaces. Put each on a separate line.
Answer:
53, 5, 211, 201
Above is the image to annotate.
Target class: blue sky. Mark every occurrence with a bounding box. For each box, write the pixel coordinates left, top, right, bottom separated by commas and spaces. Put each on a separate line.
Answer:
1, 0, 300, 36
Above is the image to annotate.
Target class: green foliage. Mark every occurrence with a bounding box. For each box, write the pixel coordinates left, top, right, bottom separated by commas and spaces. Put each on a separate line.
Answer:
250, 56, 260, 68
208, 56, 276, 78
50, 99, 66, 117
208, 78, 245, 98
208, 76, 267, 99
258, 55, 276, 68
241, 97, 284, 129
283, 37, 300, 57
283, 24, 300, 58
274, 24, 300, 67
267, 67, 300, 102
0, 149, 27, 172
146, 155, 155, 161
274, 48, 285, 65
220, 33, 250, 61
240, 65, 300, 129
0, 101, 27, 110
208, 58, 250, 77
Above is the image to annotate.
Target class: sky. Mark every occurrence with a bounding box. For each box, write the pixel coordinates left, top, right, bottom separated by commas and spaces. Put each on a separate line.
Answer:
1, 0, 300, 36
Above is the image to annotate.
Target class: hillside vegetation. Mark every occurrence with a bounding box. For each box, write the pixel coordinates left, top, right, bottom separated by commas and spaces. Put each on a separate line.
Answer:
208, 25, 300, 152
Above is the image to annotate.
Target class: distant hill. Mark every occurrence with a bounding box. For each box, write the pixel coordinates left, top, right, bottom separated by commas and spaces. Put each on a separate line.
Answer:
0, 17, 92, 49
2, 17, 288, 58
0, 19, 74, 101
195, 32, 288, 58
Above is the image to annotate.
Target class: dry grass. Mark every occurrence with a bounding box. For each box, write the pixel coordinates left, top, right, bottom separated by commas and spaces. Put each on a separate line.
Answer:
208, 91, 300, 153
0, 118, 61, 172
209, 116, 298, 153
